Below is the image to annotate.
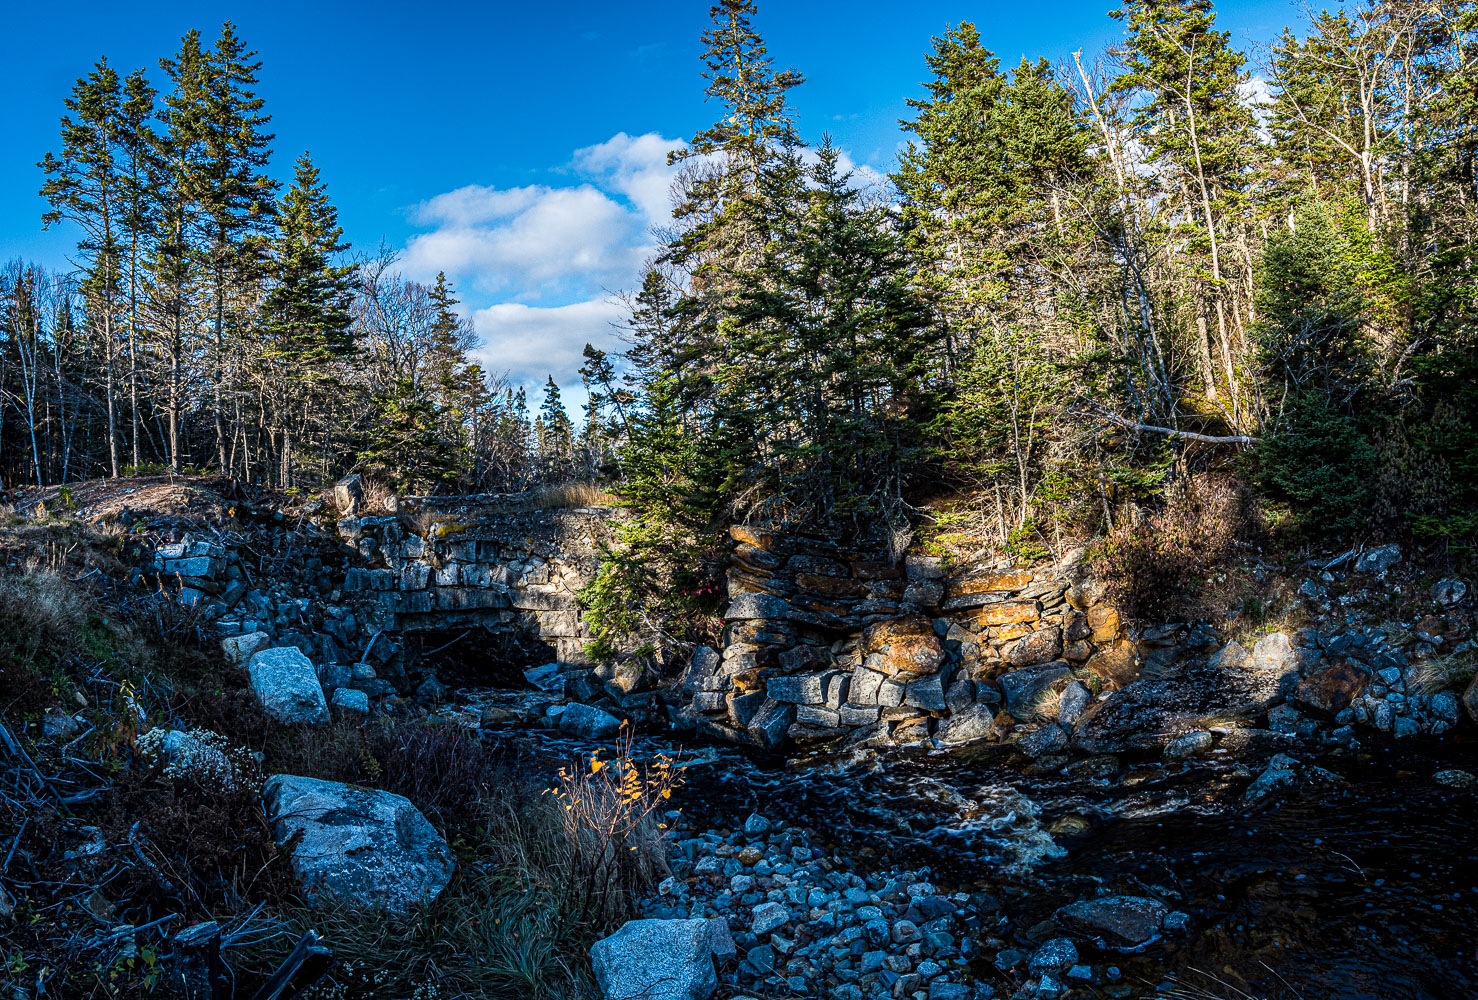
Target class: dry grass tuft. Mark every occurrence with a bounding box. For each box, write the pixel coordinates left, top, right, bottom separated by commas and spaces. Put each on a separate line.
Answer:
522, 482, 620, 511
0, 569, 107, 713
1407, 652, 1478, 694
358, 476, 398, 516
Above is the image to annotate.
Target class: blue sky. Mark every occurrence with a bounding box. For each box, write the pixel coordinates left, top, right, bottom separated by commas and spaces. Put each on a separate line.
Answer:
1, 0, 1304, 400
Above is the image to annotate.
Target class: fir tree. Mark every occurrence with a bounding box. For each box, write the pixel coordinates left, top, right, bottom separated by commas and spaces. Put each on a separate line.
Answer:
537, 376, 573, 480
260, 152, 355, 485
40, 58, 127, 476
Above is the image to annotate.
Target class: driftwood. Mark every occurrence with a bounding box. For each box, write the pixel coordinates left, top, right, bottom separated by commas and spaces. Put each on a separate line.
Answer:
250, 930, 332, 1000
1074, 409, 1259, 445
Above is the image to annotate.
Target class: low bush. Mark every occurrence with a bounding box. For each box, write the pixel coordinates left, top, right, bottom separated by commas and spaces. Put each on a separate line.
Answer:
1092, 472, 1262, 623
0, 569, 115, 715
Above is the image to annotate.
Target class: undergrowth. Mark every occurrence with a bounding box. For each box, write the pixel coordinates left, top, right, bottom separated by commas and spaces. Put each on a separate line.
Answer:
0, 519, 673, 1000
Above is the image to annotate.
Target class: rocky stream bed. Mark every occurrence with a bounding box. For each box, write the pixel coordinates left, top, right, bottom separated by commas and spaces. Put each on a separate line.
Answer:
474, 705, 1478, 1000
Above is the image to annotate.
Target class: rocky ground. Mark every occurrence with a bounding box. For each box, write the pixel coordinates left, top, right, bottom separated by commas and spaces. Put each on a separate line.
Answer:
3, 476, 1476, 999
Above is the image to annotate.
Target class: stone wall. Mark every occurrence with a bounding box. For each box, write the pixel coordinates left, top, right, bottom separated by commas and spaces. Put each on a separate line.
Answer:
679, 526, 1135, 749
336, 495, 618, 665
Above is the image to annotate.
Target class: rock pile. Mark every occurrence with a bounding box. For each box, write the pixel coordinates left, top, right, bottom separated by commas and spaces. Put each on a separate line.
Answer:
684, 528, 1131, 751
637, 813, 981, 1000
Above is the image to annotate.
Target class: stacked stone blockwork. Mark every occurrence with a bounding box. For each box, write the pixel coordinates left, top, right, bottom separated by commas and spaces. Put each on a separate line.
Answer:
680, 527, 1132, 749
337, 496, 615, 665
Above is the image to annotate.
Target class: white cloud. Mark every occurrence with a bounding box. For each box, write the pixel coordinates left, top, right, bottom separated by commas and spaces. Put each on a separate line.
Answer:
401, 132, 684, 302
402, 184, 639, 299
415, 184, 544, 227
572, 131, 681, 229
470, 295, 628, 392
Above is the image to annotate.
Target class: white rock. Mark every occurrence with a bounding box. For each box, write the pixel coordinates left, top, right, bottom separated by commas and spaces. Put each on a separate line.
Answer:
263, 774, 454, 915
222, 631, 271, 666
248, 647, 329, 725
590, 918, 717, 1000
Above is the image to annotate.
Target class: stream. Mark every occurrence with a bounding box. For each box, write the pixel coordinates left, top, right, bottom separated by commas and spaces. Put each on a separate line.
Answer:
468, 693, 1478, 1000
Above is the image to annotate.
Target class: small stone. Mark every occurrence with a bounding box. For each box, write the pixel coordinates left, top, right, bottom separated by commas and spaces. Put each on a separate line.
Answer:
1435, 770, 1475, 788
221, 630, 271, 666
891, 919, 920, 944
1354, 543, 1401, 574
330, 686, 370, 719
751, 901, 790, 936
1017, 725, 1068, 758
928, 984, 969, 1000
1028, 938, 1078, 976
1056, 681, 1092, 726
1164, 731, 1214, 758
1432, 578, 1467, 607
41, 707, 80, 739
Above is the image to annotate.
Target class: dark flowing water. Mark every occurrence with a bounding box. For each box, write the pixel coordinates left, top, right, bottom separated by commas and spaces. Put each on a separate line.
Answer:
475, 700, 1478, 1000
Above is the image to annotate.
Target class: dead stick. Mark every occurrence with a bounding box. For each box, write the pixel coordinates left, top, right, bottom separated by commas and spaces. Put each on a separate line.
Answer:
1072, 409, 1258, 445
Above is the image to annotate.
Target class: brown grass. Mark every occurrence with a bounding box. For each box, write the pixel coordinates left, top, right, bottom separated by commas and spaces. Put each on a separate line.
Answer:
1092, 472, 1263, 623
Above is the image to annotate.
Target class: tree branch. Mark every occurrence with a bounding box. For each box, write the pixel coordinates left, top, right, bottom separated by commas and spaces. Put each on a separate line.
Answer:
1074, 409, 1258, 445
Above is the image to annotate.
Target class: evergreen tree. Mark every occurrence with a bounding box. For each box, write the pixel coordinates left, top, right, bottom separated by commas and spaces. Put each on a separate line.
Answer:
260, 152, 355, 485
150, 29, 212, 472
537, 375, 573, 480
163, 22, 278, 470
116, 68, 159, 471
40, 58, 127, 476
357, 379, 461, 493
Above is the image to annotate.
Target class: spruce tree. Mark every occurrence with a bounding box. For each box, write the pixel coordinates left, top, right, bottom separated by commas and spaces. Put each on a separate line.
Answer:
260, 152, 355, 485
538, 376, 573, 480
151, 29, 211, 472
163, 22, 278, 471
117, 68, 158, 470
40, 58, 126, 476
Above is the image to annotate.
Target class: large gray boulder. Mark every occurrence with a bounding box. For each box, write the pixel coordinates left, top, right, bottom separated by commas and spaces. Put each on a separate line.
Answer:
559, 702, 623, 738
262, 775, 454, 915
590, 918, 718, 1000
1055, 896, 1168, 948
248, 647, 329, 725
935, 703, 995, 745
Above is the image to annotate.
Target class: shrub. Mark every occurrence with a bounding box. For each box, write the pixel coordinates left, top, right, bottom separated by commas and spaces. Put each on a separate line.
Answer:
1256, 391, 1377, 534
1092, 472, 1261, 623
547, 733, 681, 926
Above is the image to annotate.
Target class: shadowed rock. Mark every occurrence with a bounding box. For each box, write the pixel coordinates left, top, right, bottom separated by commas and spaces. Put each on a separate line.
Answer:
263, 775, 454, 915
